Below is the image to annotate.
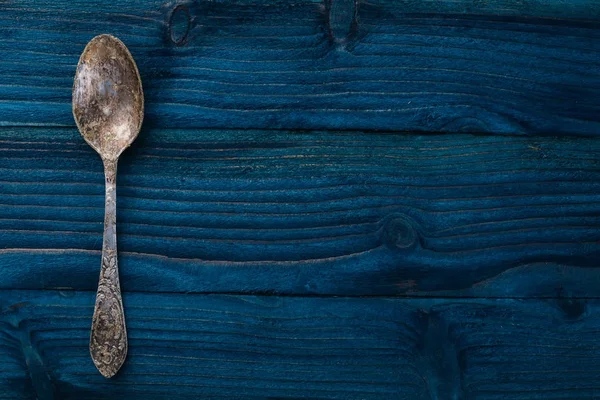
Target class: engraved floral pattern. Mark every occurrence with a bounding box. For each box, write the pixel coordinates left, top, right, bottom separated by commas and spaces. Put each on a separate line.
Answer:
90, 250, 127, 377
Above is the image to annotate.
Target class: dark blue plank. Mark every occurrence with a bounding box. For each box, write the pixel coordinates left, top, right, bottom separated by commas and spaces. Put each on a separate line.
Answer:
0, 127, 599, 296
0, 0, 599, 134
432, 299, 600, 399
1, 290, 599, 399
0, 291, 431, 400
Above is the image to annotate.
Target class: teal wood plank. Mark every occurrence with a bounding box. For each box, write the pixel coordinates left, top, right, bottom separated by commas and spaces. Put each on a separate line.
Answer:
0, 128, 598, 297
0, 0, 598, 134
1, 291, 599, 399
432, 300, 600, 399
0, 291, 431, 400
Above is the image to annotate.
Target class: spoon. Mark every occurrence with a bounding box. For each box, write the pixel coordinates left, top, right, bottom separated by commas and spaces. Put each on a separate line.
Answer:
72, 34, 144, 378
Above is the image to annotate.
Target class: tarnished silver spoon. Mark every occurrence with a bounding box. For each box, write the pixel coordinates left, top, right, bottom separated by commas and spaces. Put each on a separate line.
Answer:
72, 34, 144, 378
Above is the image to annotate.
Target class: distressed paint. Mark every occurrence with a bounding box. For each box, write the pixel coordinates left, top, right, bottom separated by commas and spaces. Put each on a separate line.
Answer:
0, 128, 598, 297
0, 0, 599, 134
1, 291, 600, 399
0, 0, 599, 397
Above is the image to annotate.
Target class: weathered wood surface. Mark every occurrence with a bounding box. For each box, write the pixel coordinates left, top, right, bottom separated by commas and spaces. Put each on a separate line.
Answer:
1, 0, 599, 134
1, 128, 598, 297
1, 291, 598, 399
1, 0, 599, 397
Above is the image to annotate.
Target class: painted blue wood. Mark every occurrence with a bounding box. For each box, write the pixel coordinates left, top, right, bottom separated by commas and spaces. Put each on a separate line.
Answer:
1, 291, 598, 399
0, 128, 599, 297
0, 0, 599, 134
1, 0, 599, 397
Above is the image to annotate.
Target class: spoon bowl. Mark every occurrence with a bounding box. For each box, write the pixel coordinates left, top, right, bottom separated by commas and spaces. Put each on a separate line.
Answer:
73, 34, 143, 378
73, 34, 143, 160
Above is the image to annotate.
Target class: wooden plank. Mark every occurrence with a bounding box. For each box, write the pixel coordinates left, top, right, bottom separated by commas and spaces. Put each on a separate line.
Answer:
0, 291, 431, 400
432, 300, 600, 399
0, 0, 599, 134
1, 127, 599, 297
2, 290, 600, 399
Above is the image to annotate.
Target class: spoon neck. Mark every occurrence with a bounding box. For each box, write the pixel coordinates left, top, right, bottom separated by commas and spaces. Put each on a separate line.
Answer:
102, 158, 118, 185
102, 158, 118, 251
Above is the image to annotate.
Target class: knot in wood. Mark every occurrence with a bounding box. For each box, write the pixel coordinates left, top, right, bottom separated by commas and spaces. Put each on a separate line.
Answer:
169, 4, 191, 46
327, 0, 357, 44
557, 298, 587, 320
382, 216, 419, 250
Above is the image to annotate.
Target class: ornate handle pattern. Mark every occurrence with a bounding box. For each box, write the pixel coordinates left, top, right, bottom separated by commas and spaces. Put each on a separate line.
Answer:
90, 158, 127, 378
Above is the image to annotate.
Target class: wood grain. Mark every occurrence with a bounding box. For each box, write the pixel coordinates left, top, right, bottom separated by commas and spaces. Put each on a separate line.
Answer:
0, 0, 599, 134
433, 299, 600, 399
1, 127, 598, 297
0, 291, 431, 400
1, 290, 599, 399
2, 0, 598, 398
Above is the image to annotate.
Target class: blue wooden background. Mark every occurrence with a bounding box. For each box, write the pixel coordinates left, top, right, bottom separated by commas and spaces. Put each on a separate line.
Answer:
1, 0, 599, 399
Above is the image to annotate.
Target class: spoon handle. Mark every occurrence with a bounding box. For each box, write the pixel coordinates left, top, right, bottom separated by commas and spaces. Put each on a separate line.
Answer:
90, 158, 128, 378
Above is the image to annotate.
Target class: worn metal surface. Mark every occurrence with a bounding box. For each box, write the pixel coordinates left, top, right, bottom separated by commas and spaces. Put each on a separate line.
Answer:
73, 34, 144, 161
72, 34, 144, 378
